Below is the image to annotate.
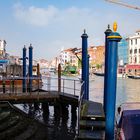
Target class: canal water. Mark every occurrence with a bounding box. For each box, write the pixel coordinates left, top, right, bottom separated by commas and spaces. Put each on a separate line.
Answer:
89, 75, 140, 107
15, 75, 140, 140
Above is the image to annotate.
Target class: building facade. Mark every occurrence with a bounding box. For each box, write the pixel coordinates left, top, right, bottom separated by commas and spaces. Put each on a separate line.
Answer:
126, 30, 140, 75
118, 38, 128, 66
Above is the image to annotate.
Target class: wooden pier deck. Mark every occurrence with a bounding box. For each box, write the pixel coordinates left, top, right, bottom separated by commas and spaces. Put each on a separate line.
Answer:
77, 100, 105, 140
0, 90, 79, 106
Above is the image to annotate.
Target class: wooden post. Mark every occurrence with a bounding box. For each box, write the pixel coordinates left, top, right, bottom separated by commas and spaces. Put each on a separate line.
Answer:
37, 63, 40, 90
58, 64, 61, 93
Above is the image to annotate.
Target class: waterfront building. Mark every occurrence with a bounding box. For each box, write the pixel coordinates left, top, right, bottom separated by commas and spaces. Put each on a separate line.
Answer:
0, 40, 6, 58
58, 48, 79, 69
38, 59, 49, 68
126, 30, 140, 75
88, 46, 105, 71
117, 38, 128, 75
9, 55, 21, 65
118, 38, 128, 66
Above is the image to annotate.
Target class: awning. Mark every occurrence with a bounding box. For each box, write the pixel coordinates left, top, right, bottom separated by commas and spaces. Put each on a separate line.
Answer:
126, 64, 140, 69
0, 60, 9, 64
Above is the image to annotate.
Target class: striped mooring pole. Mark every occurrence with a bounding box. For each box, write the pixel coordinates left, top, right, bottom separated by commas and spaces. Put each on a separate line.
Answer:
105, 22, 122, 140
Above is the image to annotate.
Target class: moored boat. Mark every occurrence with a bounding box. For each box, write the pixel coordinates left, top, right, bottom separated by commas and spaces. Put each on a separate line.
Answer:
93, 72, 104, 76
127, 75, 140, 79
116, 102, 140, 140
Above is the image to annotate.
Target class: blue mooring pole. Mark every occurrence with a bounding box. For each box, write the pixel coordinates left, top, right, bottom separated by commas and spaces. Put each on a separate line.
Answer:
29, 44, 33, 92
104, 25, 112, 114
22, 46, 27, 92
81, 30, 88, 100
105, 22, 122, 140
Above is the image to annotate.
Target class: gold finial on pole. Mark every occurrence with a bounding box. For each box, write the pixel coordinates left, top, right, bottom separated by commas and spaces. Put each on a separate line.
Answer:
113, 22, 117, 32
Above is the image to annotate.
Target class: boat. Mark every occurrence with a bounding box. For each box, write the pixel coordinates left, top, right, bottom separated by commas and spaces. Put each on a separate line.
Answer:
127, 75, 140, 79
116, 102, 140, 140
93, 72, 104, 76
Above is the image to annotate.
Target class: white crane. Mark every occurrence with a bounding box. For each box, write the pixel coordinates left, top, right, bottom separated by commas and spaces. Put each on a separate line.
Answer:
105, 0, 140, 10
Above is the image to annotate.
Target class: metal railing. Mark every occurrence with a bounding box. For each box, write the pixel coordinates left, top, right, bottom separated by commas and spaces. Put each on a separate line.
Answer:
0, 76, 82, 97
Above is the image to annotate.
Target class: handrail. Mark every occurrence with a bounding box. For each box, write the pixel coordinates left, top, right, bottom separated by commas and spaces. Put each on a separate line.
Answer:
0, 76, 82, 97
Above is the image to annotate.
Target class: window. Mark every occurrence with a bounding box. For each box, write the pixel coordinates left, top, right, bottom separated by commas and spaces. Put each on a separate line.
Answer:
134, 49, 137, 54
135, 39, 137, 45
131, 40, 133, 45
129, 57, 132, 63
134, 57, 137, 63
130, 49, 132, 54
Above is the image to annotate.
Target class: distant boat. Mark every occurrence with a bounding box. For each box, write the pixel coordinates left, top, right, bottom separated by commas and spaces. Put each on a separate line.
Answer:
93, 72, 104, 76
127, 75, 140, 79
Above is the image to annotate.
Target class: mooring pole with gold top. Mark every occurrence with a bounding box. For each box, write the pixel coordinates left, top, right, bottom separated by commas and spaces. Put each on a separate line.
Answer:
105, 22, 122, 140
104, 25, 112, 114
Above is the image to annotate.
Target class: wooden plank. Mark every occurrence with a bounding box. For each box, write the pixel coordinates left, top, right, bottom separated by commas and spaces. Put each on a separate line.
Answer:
78, 130, 105, 140
80, 120, 105, 130
0, 91, 79, 105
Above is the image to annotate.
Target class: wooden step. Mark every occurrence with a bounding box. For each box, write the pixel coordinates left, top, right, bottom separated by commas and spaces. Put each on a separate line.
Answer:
0, 111, 10, 123
81, 101, 105, 121
15, 123, 38, 140
77, 130, 105, 140
0, 119, 29, 140
80, 120, 105, 130
0, 115, 20, 132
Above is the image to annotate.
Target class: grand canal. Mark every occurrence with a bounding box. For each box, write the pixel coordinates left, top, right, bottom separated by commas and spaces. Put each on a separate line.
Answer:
90, 76, 140, 107
15, 75, 140, 140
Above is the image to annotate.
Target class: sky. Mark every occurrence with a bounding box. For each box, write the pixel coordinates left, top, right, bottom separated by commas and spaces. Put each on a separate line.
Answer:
0, 0, 140, 61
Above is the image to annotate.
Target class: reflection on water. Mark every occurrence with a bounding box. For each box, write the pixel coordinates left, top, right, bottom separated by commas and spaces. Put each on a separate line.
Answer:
15, 103, 77, 140
89, 76, 140, 107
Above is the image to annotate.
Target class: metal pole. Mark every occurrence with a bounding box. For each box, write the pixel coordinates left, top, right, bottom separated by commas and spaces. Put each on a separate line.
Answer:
81, 29, 88, 100
105, 22, 122, 140
22, 46, 26, 92
29, 44, 33, 92
104, 25, 112, 114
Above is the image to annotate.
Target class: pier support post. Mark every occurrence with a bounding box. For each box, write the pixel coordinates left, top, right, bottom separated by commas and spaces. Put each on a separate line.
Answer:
81, 30, 89, 100
22, 46, 27, 92
29, 44, 33, 92
42, 102, 49, 123
104, 25, 112, 114
37, 63, 40, 90
58, 64, 61, 93
105, 22, 122, 140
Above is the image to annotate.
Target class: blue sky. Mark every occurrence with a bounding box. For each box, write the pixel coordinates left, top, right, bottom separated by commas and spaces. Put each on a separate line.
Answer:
0, 0, 140, 60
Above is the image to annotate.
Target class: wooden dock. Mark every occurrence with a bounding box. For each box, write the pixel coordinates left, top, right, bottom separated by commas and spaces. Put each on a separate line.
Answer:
77, 100, 105, 140
0, 90, 79, 106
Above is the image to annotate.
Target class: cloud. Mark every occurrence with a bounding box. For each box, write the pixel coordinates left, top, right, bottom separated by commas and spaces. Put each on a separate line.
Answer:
14, 3, 58, 26
12, 3, 140, 60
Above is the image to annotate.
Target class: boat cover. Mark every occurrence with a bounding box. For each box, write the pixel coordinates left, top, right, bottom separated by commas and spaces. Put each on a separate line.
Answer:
119, 109, 140, 139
